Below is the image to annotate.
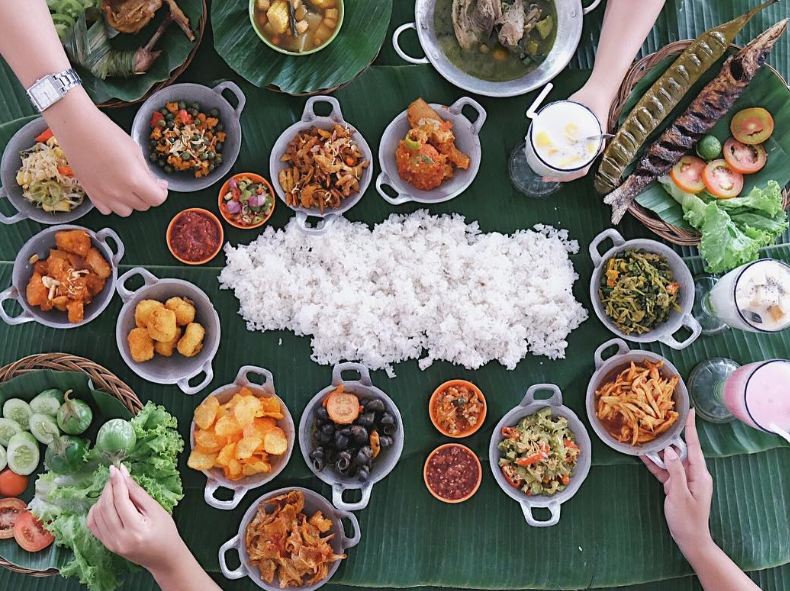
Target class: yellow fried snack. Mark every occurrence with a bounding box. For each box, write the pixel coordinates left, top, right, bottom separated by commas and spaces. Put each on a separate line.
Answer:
166, 296, 196, 327
128, 327, 155, 363
135, 299, 165, 329
147, 307, 178, 343
177, 322, 205, 357
154, 327, 182, 358
195, 396, 220, 430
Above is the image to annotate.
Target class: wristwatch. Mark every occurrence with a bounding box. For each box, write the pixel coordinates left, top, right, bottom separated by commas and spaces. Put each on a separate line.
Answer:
26, 68, 82, 113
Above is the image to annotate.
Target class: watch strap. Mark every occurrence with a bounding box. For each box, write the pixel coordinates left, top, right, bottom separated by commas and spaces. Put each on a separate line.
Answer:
26, 68, 82, 112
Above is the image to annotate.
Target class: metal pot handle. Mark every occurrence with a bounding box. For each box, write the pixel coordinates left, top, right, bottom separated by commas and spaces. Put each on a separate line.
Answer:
234, 365, 275, 391
302, 96, 343, 123
392, 23, 429, 65
520, 383, 562, 407
449, 97, 487, 135
213, 80, 247, 118
332, 361, 373, 386
294, 211, 337, 235
116, 267, 159, 303
95, 228, 125, 266
336, 508, 362, 548
177, 360, 214, 395
0, 287, 34, 325
0, 186, 29, 225
218, 535, 247, 579
589, 228, 625, 267
376, 172, 412, 205
205, 479, 248, 511
583, 0, 603, 15
593, 338, 630, 370
645, 436, 688, 470
520, 501, 561, 527
658, 313, 702, 350
332, 482, 373, 512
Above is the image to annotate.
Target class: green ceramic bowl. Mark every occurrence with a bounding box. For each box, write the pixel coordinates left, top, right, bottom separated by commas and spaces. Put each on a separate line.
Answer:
248, 0, 345, 56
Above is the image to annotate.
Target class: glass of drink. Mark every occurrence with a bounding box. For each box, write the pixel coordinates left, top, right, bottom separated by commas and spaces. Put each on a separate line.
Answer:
693, 258, 790, 335
509, 84, 603, 197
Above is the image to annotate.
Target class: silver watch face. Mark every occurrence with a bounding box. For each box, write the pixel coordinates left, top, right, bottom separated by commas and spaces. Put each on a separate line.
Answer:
28, 77, 63, 111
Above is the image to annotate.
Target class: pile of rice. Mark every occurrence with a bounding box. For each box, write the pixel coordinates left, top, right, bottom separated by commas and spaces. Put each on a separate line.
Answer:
219, 210, 587, 374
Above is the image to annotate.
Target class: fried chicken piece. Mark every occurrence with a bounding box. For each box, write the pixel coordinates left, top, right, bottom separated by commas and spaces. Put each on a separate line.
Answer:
147, 306, 178, 342
128, 327, 155, 363
101, 0, 194, 41
85, 247, 111, 280
55, 230, 91, 257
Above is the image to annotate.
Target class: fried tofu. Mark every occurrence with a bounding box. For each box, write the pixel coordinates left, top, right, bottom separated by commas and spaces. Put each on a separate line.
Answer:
177, 322, 205, 357
165, 296, 196, 327
66, 299, 84, 324
135, 299, 165, 329
128, 327, 155, 363
154, 327, 182, 357
55, 229, 91, 257
147, 307, 178, 342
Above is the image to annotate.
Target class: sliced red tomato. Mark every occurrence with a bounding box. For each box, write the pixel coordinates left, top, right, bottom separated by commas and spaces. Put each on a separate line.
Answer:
0, 469, 28, 497
176, 109, 192, 125
0, 498, 27, 540
670, 155, 707, 193
13, 511, 54, 552
149, 111, 164, 128
722, 138, 767, 174
730, 107, 774, 145
703, 159, 744, 199
34, 129, 54, 144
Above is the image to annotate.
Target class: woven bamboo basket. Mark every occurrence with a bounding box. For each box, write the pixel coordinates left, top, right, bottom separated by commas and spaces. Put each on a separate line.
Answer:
0, 353, 142, 577
607, 39, 790, 246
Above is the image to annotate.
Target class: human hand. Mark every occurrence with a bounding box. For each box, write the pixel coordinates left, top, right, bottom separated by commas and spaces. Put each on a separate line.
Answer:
640, 409, 715, 555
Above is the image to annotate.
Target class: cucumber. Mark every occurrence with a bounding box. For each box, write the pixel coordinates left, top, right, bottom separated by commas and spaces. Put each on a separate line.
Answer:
3, 398, 32, 430
6, 431, 40, 476
0, 418, 23, 447
29, 413, 60, 445
0, 444, 6, 472
30, 389, 65, 417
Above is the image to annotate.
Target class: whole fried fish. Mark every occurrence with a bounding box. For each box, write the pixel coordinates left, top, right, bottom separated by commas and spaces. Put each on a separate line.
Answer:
604, 19, 788, 224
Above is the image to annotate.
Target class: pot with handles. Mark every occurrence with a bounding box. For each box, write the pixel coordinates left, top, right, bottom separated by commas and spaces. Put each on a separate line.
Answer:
489, 384, 592, 527
392, 0, 602, 97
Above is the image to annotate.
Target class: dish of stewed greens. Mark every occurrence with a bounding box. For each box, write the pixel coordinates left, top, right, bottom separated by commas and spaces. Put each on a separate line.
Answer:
435, 0, 557, 82
498, 408, 580, 497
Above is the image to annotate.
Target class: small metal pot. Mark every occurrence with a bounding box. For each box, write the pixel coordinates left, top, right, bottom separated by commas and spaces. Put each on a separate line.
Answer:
0, 117, 94, 225
219, 487, 360, 591
191, 366, 295, 510
0, 225, 123, 328
586, 338, 690, 469
269, 96, 373, 235
392, 0, 602, 97
131, 81, 246, 193
489, 384, 591, 527
589, 228, 702, 350
115, 267, 221, 395
298, 362, 404, 511
376, 97, 486, 205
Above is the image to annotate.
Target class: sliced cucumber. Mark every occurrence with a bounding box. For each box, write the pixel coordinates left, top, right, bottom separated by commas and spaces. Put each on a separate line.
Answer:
6, 431, 40, 476
3, 398, 32, 430
30, 389, 65, 417
0, 444, 6, 472
29, 413, 60, 445
0, 418, 22, 447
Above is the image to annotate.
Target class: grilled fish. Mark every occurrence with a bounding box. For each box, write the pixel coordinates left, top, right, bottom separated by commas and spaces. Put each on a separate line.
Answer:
604, 19, 788, 224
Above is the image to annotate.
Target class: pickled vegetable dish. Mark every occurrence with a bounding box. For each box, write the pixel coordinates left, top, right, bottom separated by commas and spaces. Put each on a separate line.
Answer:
253, 0, 342, 54
220, 175, 275, 228
431, 381, 484, 436
498, 408, 580, 497
148, 101, 225, 178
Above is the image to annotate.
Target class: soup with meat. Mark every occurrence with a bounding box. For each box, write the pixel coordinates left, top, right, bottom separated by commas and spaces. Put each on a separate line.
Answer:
253, 0, 342, 54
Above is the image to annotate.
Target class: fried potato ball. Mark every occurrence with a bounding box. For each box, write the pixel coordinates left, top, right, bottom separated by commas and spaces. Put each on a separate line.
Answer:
177, 322, 205, 358
135, 299, 165, 329
147, 307, 178, 343
166, 296, 196, 327
128, 327, 155, 363
154, 327, 182, 358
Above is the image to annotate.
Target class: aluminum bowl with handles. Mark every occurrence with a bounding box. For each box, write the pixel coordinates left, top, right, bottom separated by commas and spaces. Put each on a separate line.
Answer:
191, 365, 295, 511
219, 486, 360, 591
376, 97, 486, 206
392, 0, 602, 97
115, 267, 220, 395
489, 384, 591, 528
0, 117, 94, 225
586, 338, 690, 469
298, 362, 404, 511
0, 224, 123, 328
131, 81, 246, 193
589, 228, 702, 350
269, 96, 373, 235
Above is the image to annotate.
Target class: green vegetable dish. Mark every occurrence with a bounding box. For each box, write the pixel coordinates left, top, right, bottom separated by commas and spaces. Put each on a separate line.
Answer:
599, 250, 681, 335
498, 408, 580, 497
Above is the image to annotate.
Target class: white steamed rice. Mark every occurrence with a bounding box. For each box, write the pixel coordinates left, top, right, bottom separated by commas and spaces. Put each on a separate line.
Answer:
219, 210, 587, 375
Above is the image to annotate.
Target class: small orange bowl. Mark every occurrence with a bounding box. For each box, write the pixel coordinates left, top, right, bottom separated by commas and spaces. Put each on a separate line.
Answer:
429, 379, 487, 438
423, 443, 482, 504
217, 173, 276, 230
166, 208, 224, 266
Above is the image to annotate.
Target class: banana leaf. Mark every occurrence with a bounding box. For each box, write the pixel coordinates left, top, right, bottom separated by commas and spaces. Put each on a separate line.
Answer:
211, 0, 393, 94
0, 369, 133, 573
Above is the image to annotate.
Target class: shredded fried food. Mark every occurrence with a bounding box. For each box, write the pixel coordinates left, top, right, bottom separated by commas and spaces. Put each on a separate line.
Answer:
245, 490, 345, 588
595, 360, 680, 445
278, 124, 369, 212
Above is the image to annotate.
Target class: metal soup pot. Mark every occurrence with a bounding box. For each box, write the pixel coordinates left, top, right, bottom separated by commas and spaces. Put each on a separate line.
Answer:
393, 0, 602, 97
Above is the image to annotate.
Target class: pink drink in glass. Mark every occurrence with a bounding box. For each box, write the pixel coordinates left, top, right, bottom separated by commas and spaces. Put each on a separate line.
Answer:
722, 360, 790, 431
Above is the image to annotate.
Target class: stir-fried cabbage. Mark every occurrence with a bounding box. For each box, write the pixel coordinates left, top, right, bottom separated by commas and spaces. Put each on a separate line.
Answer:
16, 136, 86, 213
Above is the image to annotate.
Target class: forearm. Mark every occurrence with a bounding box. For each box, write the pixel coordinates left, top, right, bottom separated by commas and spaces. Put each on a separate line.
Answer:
683, 538, 762, 591
148, 542, 221, 591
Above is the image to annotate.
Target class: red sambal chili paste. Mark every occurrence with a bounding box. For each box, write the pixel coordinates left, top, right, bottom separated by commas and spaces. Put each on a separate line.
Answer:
169, 210, 221, 263
425, 444, 480, 501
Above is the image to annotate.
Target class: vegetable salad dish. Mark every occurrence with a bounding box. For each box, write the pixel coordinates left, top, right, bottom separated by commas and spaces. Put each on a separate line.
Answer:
498, 408, 580, 497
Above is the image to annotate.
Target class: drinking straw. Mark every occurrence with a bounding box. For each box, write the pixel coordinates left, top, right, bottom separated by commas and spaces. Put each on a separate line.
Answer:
526, 83, 554, 120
